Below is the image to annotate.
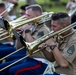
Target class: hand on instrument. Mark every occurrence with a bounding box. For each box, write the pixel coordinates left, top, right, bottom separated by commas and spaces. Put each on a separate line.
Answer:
38, 43, 47, 50
46, 38, 56, 46
23, 24, 31, 31
16, 27, 23, 35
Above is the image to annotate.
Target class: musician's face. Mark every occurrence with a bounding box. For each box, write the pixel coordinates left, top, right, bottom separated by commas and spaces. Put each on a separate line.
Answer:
25, 8, 36, 19
19, 9, 25, 16
51, 20, 64, 32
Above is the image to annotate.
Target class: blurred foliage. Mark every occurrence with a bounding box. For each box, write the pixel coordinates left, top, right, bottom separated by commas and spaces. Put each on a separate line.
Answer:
17, 0, 68, 17
36, 0, 68, 12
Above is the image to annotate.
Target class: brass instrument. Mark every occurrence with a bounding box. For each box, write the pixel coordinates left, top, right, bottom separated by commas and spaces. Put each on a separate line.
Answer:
25, 22, 76, 52
0, 12, 53, 35
0, 15, 26, 41
0, 2, 14, 40
9, 12, 53, 29
0, 12, 53, 70
0, 21, 76, 72
0, 12, 53, 61
11, 15, 26, 23
0, 12, 53, 42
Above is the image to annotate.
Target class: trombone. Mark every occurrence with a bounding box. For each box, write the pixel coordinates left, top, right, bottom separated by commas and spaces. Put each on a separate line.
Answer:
0, 12, 53, 61
0, 12, 53, 42
0, 12, 53, 34
0, 21, 76, 72
0, 12, 53, 40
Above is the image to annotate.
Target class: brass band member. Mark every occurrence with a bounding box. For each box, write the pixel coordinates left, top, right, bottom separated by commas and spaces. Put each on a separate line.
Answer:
0, 2, 17, 61
39, 12, 76, 75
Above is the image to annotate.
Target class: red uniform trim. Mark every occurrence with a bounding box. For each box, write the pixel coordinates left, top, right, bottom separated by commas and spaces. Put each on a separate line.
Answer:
15, 61, 42, 75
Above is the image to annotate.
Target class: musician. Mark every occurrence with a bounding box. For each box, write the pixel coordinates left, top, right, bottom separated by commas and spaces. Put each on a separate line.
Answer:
0, 2, 12, 21
39, 12, 76, 75
19, 4, 29, 16
66, 0, 76, 28
0, 4, 52, 75
0, 2, 15, 59
3, 0, 18, 20
0, 2, 26, 62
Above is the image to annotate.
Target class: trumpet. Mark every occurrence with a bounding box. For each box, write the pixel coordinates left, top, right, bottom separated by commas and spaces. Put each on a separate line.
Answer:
0, 22, 76, 72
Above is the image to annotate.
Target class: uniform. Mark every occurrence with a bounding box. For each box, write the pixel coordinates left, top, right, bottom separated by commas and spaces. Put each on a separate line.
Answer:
55, 29, 76, 75
8, 24, 51, 75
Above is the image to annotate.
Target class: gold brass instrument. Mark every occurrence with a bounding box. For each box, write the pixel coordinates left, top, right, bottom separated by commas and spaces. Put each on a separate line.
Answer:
0, 12, 53, 61
25, 22, 76, 52
0, 28, 6, 34
0, 21, 76, 72
0, 2, 14, 40
9, 12, 53, 29
11, 15, 26, 23
0, 12, 54, 71
0, 12, 53, 35
0, 12, 53, 41
0, 12, 53, 59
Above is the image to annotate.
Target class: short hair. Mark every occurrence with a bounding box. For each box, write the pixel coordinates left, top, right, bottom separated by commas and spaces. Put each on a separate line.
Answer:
0, 2, 5, 8
20, 4, 29, 11
51, 12, 71, 25
26, 4, 43, 14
